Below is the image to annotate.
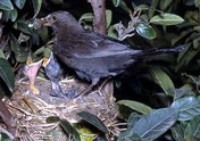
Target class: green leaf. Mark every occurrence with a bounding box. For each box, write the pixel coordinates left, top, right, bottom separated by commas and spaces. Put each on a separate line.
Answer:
80, 10, 112, 28
176, 44, 200, 71
149, 0, 159, 19
127, 113, 142, 129
32, 0, 42, 18
106, 10, 112, 28
13, 0, 26, 9
0, 1, 14, 10
159, 0, 173, 10
0, 82, 8, 99
171, 97, 200, 121
112, 0, 121, 7
79, 13, 93, 23
0, 50, 5, 59
46, 116, 60, 123
0, 133, 13, 141
10, 35, 28, 63
0, 58, 15, 92
149, 67, 175, 95
136, 22, 157, 40
118, 130, 142, 141
59, 119, 80, 141
194, 0, 200, 7
132, 107, 178, 141
184, 116, 200, 140
171, 123, 186, 141
3, 8, 18, 22
118, 100, 153, 115
185, 74, 200, 85
77, 111, 108, 133
169, 88, 195, 100
118, 1, 131, 13
50, 0, 64, 5
150, 13, 184, 26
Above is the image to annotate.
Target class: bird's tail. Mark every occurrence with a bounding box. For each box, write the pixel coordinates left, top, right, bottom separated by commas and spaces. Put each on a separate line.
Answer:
136, 45, 186, 58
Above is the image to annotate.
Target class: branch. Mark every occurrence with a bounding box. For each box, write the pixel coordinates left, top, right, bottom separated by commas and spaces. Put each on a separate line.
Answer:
89, 0, 107, 35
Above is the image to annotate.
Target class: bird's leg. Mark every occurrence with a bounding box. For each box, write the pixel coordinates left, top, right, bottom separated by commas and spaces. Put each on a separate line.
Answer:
97, 78, 111, 92
49, 81, 67, 99
74, 78, 100, 98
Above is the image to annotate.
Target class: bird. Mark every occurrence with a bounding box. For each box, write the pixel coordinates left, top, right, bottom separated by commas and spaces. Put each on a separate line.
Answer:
42, 51, 65, 98
42, 51, 75, 99
23, 56, 43, 94
39, 11, 184, 98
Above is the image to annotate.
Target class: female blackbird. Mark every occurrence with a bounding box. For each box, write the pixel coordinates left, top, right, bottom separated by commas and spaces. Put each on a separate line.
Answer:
40, 11, 184, 98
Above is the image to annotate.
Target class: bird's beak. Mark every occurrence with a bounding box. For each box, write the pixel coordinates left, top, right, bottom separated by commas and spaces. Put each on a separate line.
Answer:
40, 17, 51, 26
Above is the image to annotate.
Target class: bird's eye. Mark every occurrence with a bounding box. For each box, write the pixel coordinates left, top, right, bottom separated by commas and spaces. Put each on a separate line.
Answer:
51, 15, 57, 21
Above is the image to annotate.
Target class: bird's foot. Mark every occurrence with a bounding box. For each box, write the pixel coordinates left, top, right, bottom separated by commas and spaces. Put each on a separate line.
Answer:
50, 90, 68, 99
29, 83, 40, 94
64, 87, 76, 99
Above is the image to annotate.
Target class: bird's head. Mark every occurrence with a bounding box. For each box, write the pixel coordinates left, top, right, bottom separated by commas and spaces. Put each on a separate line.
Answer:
40, 11, 83, 33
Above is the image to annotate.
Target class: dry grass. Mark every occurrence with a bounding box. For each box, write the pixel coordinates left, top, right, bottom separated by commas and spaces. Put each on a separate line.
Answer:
5, 77, 119, 141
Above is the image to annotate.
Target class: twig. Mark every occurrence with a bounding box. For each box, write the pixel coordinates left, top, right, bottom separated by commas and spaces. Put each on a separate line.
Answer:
88, 0, 107, 34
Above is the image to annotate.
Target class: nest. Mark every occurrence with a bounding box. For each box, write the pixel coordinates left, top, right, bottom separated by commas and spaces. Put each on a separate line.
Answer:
5, 77, 119, 141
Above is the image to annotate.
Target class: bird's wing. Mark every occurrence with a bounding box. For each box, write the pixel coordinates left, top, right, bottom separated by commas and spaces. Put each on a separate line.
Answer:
55, 32, 141, 59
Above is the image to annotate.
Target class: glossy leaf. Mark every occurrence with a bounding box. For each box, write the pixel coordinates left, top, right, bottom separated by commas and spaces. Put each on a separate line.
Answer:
50, 0, 64, 5
176, 44, 200, 71
59, 119, 80, 141
112, 0, 121, 7
171, 97, 200, 121
78, 127, 96, 141
132, 107, 178, 141
194, 0, 200, 7
185, 74, 200, 85
118, 0, 131, 13
0, 50, 5, 59
0, 1, 14, 10
32, 0, 42, 18
136, 22, 157, 40
13, 0, 26, 9
118, 100, 153, 115
118, 130, 141, 141
3, 8, 18, 22
149, 0, 159, 18
79, 13, 93, 23
106, 10, 112, 27
0, 81, 8, 99
184, 116, 200, 140
0, 58, 15, 92
127, 113, 142, 129
160, 0, 173, 10
46, 116, 60, 123
10, 35, 28, 63
150, 13, 184, 26
149, 67, 175, 95
77, 111, 108, 133
171, 123, 186, 141
169, 88, 195, 100
0, 133, 13, 141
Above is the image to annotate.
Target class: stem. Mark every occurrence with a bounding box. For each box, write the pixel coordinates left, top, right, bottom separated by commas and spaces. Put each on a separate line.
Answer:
90, 0, 107, 35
